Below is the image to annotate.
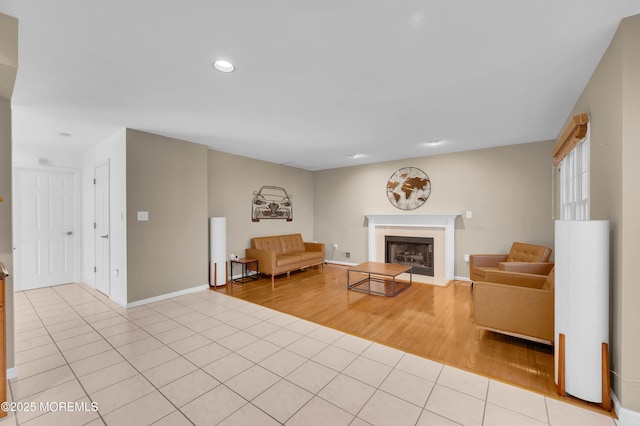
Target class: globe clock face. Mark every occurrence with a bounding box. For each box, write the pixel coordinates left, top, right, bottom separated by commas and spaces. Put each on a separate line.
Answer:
386, 167, 431, 210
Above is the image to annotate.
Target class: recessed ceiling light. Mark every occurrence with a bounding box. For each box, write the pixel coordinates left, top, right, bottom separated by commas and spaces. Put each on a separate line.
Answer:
349, 154, 363, 159
425, 140, 444, 146
212, 60, 235, 73
410, 13, 424, 26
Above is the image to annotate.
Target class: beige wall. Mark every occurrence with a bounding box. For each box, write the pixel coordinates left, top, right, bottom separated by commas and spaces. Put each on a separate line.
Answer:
0, 12, 18, 100
568, 14, 640, 411
126, 130, 208, 302
1, 12, 17, 372
207, 150, 315, 262
620, 15, 640, 414
314, 140, 555, 277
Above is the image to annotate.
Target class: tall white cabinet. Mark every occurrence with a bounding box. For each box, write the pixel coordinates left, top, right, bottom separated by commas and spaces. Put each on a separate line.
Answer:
209, 217, 227, 287
555, 220, 610, 405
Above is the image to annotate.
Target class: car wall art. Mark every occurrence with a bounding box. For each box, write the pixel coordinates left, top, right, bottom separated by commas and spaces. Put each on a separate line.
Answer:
251, 185, 293, 222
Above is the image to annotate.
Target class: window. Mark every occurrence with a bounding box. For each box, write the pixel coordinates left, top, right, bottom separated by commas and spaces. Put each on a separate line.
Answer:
559, 129, 590, 220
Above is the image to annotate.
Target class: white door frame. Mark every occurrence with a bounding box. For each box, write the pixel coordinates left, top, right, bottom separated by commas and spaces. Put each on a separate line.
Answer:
12, 165, 81, 291
94, 160, 111, 296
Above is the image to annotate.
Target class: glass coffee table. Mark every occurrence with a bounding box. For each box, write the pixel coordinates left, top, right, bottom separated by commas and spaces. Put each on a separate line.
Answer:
347, 261, 412, 297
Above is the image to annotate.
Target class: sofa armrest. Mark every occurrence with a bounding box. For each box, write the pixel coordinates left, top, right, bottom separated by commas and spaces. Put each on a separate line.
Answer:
246, 248, 277, 275
499, 262, 554, 276
469, 254, 508, 269
483, 270, 547, 289
304, 242, 325, 256
304, 242, 324, 251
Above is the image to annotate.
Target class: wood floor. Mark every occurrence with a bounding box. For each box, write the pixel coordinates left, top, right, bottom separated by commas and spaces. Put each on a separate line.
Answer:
215, 263, 558, 396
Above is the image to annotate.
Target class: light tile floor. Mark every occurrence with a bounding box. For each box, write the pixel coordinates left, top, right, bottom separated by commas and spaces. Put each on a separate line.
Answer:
1, 283, 617, 426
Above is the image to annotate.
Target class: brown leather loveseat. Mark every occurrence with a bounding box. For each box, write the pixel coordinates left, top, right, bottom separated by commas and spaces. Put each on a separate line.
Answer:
246, 234, 325, 284
469, 241, 553, 282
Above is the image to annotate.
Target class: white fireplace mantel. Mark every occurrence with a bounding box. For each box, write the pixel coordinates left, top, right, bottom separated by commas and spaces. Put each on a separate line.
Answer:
365, 214, 459, 280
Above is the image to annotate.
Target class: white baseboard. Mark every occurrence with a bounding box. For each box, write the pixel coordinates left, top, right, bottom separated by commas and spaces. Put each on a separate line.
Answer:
229, 271, 259, 281
125, 283, 209, 309
326, 261, 470, 284
612, 391, 640, 426
6, 367, 17, 380
325, 260, 358, 266
110, 297, 128, 308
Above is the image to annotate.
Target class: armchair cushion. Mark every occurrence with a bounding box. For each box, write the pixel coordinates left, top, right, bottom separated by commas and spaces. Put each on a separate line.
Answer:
498, 262, 555, 276
505, 242, 552, 262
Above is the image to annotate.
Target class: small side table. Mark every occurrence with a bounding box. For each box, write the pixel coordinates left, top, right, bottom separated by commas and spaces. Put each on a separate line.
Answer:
230, 258, 259, 283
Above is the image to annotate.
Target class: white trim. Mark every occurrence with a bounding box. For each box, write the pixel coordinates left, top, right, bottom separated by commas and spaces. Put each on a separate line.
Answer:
326, 260, 358, 267
365, 214, 459, 280
94, 159, 111, 294
559, 126, 590, 221
125, 283, 209, 309
327, 261, 469, 284
6, 367, 18, 380
612, 391, 640, 426
110, 296, 128, 308
229, 271, 259, 281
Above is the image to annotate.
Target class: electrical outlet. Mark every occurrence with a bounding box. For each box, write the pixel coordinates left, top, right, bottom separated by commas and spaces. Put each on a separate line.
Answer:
333, 243, 338, 250
345, 251, 351, 259
464, 254, 470, 262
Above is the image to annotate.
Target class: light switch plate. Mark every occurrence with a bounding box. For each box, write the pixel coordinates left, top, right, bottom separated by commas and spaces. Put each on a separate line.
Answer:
137, 211, 149, 221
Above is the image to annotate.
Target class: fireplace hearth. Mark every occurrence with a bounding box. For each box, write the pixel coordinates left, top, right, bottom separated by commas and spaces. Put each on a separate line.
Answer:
385, 236, 434, 276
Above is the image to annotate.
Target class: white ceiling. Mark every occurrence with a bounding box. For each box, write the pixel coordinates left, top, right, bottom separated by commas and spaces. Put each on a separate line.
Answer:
2, 1, 640, 171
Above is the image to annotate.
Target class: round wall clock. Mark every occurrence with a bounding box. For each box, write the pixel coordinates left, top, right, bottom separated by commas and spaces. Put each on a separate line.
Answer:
386, 167, 431, 210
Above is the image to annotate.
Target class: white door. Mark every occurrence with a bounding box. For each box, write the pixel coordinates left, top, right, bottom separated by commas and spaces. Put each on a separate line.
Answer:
14, 168, 76, 290
95, 162, 110, 295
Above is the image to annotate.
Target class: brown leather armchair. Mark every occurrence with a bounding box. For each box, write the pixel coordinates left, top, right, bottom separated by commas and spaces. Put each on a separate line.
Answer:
469, 242, 553, 282
474, 268, 554, 344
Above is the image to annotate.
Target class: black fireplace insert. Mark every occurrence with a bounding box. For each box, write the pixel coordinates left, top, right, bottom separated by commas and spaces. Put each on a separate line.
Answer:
385, 236, 434, 276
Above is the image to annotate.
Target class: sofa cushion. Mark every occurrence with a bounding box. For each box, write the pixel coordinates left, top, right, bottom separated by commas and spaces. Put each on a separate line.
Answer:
280, 234, 306, 254
505, 242, 552, 263
276, 254, 304, 267
252, 237, 284, 255
286, 251, 323, 262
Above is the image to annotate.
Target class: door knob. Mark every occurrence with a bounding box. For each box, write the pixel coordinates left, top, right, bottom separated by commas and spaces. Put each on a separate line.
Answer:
63, 231, 73, 236
100, 235, 109, 239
